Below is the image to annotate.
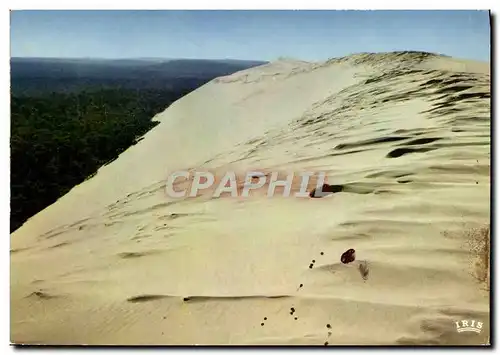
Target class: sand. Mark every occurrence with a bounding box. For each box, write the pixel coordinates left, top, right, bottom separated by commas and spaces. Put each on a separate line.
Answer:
10, 51, 490, 345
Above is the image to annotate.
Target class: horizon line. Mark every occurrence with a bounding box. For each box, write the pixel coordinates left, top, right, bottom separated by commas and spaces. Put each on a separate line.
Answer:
9, 50, 491, 64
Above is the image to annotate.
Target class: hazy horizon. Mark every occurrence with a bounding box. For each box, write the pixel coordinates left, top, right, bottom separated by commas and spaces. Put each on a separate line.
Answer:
10, 56, 268, 62
11, 10, 491, 62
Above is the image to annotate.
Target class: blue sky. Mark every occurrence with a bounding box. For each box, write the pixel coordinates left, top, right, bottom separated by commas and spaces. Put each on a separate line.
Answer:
10, 10, 491, 62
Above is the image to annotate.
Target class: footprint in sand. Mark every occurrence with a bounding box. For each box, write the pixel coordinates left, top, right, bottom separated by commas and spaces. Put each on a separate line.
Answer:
358, 260, 369, 280
118, 250, 160, 259
340, 248, 370, 280
27, 290, 58, 300
127, 295, 169, 303
308, 257, 318, 269
324, 324, 333, 346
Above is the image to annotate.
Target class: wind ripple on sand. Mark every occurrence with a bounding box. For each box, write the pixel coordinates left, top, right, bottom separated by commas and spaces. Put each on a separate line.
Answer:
10, 52, 490, 345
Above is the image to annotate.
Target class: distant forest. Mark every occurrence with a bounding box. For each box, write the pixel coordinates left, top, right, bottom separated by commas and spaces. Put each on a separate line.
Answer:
10, 58, 265, 232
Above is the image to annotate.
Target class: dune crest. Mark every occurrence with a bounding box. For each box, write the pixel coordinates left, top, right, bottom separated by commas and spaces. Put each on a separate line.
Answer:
11, 51, 490, 345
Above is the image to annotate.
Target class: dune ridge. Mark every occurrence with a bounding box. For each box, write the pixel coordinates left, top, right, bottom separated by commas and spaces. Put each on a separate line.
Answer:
11, 51, 490, 345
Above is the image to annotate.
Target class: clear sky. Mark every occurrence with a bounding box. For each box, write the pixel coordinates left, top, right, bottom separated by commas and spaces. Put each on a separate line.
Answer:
10, 10, 491, 62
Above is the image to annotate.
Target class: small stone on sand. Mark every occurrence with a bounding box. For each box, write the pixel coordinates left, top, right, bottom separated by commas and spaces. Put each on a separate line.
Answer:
341, 249, 356, 264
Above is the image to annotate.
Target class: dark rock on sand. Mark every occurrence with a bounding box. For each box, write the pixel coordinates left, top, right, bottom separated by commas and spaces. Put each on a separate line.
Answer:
309, 184, 344, 198
341, 249, 356, 264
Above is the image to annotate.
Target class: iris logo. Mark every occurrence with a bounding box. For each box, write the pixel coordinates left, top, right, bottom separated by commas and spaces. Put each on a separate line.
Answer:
455, 320, 483, 333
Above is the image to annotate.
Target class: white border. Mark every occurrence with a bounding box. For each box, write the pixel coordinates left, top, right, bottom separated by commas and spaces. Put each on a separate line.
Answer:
2, 3, 11, 353
2, 1, 498, 10
3, 2, 497, 355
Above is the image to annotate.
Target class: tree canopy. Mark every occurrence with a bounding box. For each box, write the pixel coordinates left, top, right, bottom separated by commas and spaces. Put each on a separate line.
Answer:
11, 87, 191, 232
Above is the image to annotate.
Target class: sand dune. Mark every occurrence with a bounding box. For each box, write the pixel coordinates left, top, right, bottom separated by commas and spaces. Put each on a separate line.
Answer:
10, 51, 490, 345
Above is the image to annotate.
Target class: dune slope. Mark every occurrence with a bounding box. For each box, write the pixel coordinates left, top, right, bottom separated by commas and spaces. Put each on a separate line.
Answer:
11, 51, 490, 345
